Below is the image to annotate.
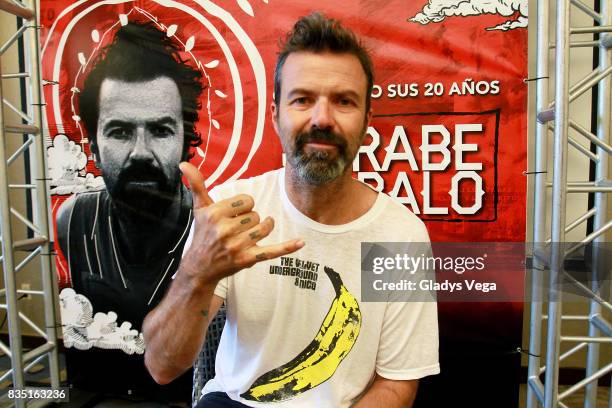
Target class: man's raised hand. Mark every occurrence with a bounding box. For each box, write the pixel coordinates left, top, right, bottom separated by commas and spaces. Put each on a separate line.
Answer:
179, 162, 304, 285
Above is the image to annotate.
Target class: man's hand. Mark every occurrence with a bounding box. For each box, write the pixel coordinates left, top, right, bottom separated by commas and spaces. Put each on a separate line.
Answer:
143, 162, 303, 385
179, 161, 304, 286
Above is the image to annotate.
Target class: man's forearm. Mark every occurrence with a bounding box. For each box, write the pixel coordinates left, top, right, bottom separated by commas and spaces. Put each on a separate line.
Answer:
142, 259, 216, 385
353, 376, 418, 408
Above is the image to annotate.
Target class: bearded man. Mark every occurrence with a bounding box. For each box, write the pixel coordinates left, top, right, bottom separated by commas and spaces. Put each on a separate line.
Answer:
56, 21, 202, 403
144, 13, 439, 408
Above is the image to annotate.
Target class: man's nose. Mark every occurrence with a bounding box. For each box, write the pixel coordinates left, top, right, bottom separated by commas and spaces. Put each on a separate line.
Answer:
128, 127, 154, 163
310, 99, 334, 130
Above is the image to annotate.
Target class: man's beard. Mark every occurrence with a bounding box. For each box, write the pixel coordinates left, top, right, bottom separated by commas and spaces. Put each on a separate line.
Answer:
105, 162, 181, 215
288, 129, 352, 185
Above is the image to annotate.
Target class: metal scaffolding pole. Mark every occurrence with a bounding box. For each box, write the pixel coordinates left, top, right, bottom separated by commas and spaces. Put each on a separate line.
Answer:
543, 2, 571, 407
527, 0, 551, 406
584, 0, 612, 404
0, 0, 61, 406
528, 0, 612, 407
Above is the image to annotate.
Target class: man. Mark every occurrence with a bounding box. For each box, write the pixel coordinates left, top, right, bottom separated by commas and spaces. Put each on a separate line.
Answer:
144, 13, 439, 407
56, 21, 203, 402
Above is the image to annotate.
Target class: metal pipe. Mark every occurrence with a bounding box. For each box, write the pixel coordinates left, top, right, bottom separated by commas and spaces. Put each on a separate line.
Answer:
0, 48, 26, 395
559, 362, 612, 400
546, 182, 596, 186
564, 219, 612, 255
7, 135, 33, 165
542, 315, 591, 320
0, 24, 28, 56
571, 25, 612, 34
28, 0, 61, 388
4, 123, 38, 134
0, 0, 34, 19
1, 72, 29, 79
10, 206, 41, 235
569, 119, 612, 154
12, 236, 47, 250
527, 0, 550, 406
9, 183, 36, 189
561, 272, 612, 314
544, 1, 570, 407
550, 41, 601, 48
545, 208, 597, 243
14, 246, 41, 272
18, 311, 47, 338
567, 186, 612, 192
547, 67, 599, 109
528, 376, 545, 405
539, 342, 588, 374
586, 1, 612, 405
562, 208, 596, 232
568, 135, 599, 161
0, 340, 11, 357
570, 0, 602, 22
0, 352, 45, 384
22, 342, 54, 364
2, 97, 32, 123
16, 289, 43, 296
591, 315, 612, 336
569, 65, 612, 103
561, 336, 612, 343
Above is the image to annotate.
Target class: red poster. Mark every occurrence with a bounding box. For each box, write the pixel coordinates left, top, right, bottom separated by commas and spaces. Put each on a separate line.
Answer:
41, 1, 527, 406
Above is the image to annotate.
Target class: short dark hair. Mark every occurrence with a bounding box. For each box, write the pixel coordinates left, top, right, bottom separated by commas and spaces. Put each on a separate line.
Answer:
79, 21, 204, 160
273, 12, 374, 112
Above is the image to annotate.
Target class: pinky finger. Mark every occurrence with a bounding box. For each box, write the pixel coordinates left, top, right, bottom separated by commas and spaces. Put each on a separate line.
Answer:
242, 239, 305, 266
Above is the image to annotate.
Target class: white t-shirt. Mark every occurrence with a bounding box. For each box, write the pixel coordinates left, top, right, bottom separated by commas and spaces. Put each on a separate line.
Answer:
184, 168, 439, 407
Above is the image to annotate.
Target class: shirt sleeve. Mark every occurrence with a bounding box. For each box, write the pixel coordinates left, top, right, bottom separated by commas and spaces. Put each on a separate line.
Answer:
375, 300, 440, 380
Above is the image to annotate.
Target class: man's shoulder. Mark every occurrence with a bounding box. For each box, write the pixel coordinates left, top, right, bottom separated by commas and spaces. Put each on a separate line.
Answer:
56, 188, 108, 251
209, 168, 281, 201
57, 189, 109, 229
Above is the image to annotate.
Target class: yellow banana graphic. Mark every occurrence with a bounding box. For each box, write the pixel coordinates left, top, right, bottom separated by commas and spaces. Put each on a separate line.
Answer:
241, 266, 361, 402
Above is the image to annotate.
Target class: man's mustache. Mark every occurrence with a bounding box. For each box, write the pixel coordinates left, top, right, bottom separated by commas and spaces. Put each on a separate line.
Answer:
115, 163, 168, 191
295, 129, 348, 153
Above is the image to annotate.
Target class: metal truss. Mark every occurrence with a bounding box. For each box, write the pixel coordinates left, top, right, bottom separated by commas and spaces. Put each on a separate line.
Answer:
528, 0, 612, 407
0, 0, 61, 406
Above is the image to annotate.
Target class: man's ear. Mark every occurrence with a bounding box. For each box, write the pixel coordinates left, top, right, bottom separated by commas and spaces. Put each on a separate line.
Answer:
366, 107, 373, 129
270, 102, 279, 135
90, 140, 99, 166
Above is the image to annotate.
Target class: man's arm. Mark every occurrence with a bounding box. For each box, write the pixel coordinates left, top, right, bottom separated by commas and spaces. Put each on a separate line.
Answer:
142, 261, 223, 385
143, 162, 303, 384
353, 375, 418, 408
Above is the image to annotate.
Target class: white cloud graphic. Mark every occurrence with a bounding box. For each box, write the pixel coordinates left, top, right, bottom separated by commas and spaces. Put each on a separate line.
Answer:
59, 288, 145, 355
47, 134, 104, 195
410, 0, 528, 31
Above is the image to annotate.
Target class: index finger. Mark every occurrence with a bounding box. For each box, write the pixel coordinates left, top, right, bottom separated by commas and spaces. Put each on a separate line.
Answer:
180, 162, 213, 209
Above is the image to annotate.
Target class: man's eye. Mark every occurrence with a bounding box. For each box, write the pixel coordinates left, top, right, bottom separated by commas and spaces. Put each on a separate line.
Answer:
338, 98, 354, 106
107, 128, 131, 139
292, 97, 310, 105
151, 126, 174, 138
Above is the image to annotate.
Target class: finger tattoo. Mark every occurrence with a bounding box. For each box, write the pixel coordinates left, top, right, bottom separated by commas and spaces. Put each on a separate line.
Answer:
231, 200, 244, 208
249, 231, 260, 240
241, 217, 251, 225
255, 253, 267, 261
200, 309, 209, 318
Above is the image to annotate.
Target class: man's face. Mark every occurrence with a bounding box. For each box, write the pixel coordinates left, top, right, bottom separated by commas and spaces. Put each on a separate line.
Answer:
93, 76, 184, 211
271, 51, 371, 184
